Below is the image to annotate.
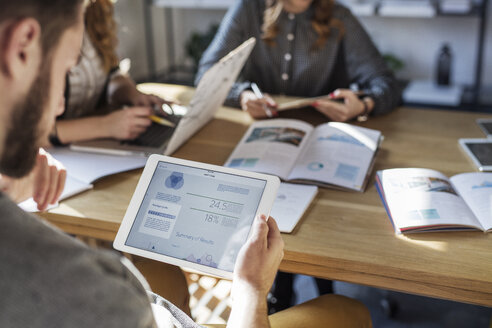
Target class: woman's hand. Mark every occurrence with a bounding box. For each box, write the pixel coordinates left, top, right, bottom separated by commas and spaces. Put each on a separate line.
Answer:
0, 148, 66, 211
312, 89, 371, 122
240, 90, 278, 119
102, 107, 153, 140
125, 88, 171, 109
108, 75, 174, 109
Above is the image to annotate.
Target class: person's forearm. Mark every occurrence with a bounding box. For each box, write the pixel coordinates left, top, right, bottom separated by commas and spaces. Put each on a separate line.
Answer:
366, 76, 401, 116
225, 81, 251, 108
56, 116, 110, 144
227, 284, 270, 328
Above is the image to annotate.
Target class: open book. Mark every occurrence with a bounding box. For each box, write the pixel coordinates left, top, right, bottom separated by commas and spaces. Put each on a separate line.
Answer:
19, 148, 147, 212
224, 119, 382, 191
376, 168, 492, 233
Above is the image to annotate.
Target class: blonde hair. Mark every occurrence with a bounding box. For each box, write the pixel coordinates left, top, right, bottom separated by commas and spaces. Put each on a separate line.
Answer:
85, 0, 119, 73
261, 0, 344, 50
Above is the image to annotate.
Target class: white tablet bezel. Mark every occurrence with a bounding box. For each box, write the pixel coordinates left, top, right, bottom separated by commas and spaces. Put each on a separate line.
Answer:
114, 154, 280, 279
476, 118, 492, 138
458, 138, 492, 172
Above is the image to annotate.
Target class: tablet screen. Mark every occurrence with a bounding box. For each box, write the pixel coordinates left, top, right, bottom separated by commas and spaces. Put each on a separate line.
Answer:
466, 142, 492, 166
125, 161, 267, 272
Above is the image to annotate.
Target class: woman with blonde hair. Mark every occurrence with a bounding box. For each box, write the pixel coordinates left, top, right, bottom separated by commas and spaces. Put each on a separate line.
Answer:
197, 0, 400, 122
49, 0, 167, 145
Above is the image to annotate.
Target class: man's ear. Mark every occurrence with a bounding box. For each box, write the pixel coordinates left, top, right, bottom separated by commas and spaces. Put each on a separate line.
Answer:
1, 18, 41, 81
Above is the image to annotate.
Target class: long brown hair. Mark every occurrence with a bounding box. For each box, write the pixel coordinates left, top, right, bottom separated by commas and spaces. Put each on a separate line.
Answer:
262, 0, 344, 49
85, 0, 119, 73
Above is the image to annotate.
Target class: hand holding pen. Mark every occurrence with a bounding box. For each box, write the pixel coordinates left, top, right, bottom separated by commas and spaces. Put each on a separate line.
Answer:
104, 106, 154, 140
240, 83, 278, 119
105, 103, 175, 141
149, 103, 176, 128
123, 89, 177, 128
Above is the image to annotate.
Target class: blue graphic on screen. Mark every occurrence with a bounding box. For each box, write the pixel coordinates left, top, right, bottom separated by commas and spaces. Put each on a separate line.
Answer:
165, 172, 184, 190
125, 161, 267, 272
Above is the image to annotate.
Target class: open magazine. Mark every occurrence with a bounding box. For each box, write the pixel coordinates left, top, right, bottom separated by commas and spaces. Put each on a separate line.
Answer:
224, 119, 382, 191
376, 168, 492, 233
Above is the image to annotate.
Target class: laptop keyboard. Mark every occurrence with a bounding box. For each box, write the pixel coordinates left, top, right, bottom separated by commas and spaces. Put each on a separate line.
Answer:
122, 123, 175, 148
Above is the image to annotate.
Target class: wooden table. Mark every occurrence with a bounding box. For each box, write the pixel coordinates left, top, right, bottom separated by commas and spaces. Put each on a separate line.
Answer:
39, 84, 492, 307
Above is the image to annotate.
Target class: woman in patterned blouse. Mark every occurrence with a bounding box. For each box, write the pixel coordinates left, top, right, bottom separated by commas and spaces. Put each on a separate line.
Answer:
50, 0, 168, 145
196, 0, 400, 122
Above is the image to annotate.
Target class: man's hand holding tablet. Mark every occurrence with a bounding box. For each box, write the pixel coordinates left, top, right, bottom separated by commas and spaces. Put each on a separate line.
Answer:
228, 214, 284, 327
114, 155, 281, 279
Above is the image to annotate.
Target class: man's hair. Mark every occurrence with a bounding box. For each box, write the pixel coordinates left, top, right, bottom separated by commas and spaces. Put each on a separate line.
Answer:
0, 0, 84, 178
0, 0, 84, 58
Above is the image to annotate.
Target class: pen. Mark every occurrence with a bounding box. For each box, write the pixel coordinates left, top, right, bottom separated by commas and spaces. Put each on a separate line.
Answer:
122, 105, 176, 128
251, 83, 274, 118
149, 115, 176, 128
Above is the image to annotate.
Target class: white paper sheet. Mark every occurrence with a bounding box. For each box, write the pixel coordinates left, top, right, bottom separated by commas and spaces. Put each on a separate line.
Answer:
270, 183, 318, 233
451, 172, 492, 230
48, 147, 147, 184
18, 147, 147, 212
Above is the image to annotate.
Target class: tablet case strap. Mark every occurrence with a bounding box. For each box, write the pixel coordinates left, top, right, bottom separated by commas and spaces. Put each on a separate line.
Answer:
148, 291, 205, 328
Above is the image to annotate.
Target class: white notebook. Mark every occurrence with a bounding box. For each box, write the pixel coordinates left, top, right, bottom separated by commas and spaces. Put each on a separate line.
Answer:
270, 183, 318, 233
19, 147, 147, 212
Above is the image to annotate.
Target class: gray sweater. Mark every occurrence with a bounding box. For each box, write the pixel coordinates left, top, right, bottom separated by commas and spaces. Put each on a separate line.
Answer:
0, 193, 194, 327
196, 0, 400, 115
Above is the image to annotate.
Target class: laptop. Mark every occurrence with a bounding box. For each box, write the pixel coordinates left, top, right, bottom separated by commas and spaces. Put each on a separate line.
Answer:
71, 38, 256, 157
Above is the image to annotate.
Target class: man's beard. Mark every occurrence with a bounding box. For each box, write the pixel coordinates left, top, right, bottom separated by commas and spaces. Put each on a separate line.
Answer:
0, 63, 51, 178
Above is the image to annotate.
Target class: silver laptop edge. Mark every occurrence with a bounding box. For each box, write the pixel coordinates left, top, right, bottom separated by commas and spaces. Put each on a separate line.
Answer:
71, 37, 257, 157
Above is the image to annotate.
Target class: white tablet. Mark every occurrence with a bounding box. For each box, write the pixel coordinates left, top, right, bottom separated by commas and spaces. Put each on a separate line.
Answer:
458, 138, 492, 172
476, 118, 492, 138
114, 154, 280, 279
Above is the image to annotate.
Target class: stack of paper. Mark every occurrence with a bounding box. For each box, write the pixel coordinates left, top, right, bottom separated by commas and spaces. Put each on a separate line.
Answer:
351, 2, 377, 15
337, 0, 377, 16
403, 80, 463, 106
439, 0, 472, 14
378, 0, 437, 17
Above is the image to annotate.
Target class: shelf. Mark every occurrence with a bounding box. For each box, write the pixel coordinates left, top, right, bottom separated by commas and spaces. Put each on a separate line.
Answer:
152, 0, 483, 16
400, 81, 492, 112
343, 0, 484, 18
152, 0, 233, 9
